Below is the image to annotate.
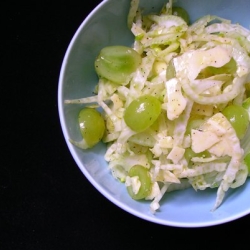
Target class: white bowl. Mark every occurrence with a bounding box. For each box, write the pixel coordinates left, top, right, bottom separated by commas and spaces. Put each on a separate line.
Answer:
58, 0, 250, 227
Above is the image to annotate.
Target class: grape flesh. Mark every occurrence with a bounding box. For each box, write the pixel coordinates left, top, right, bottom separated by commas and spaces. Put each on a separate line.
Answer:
222, 104, 249, 140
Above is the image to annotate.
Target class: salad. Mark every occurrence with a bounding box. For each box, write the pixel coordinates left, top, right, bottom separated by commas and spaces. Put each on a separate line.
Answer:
65, 0, 250, 213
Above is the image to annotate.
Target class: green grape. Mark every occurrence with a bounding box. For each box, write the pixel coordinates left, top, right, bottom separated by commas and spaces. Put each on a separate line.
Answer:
207, 58, 237, 76
127, 165, 152, 200
78, 108, 105, 148
242, 97, 250, 111
199, 58, 237, 78
149, 116, 160, 133
172, 6, 190, 24
222, 104, 249, 140
184, 148, 211, 163
245, 83, 250, 97
124, 95, 162, 132
185, 117, 204, 135
246, 90, 250, 98
244, 152, 250, 173
94, 46, 141, 84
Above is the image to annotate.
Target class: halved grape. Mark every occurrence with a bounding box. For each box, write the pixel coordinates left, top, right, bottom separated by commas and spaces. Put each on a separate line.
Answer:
127, 165, 152, 200
78, 108, 105, 148
222, 104, 249, 139
94, 46, 141, 84
172, 6, 190, 24
124, 95, 162, 132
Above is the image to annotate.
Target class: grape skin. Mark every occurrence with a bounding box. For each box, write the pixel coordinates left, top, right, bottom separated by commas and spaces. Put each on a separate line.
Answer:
172, 6, 190, 24
127, 165, 152, 200
222, 104, 249, 140
95, 46, 141, 84
78, 108, 105, 148
124, 95, 162, 132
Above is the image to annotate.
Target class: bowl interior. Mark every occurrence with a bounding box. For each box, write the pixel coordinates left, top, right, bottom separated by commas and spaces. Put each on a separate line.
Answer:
58, 0, 250, 227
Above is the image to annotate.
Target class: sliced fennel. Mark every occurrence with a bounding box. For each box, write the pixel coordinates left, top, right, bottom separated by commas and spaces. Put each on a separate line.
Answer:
65, 0, 250, 213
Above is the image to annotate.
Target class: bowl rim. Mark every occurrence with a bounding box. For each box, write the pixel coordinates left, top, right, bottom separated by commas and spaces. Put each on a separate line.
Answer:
58, 0, 250, 228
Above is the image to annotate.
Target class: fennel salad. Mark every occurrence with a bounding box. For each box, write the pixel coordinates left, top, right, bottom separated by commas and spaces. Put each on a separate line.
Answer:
65, 0, 250, 213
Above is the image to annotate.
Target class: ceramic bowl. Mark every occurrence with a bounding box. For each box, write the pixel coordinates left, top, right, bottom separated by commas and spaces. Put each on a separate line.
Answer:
58, 0, 250, 227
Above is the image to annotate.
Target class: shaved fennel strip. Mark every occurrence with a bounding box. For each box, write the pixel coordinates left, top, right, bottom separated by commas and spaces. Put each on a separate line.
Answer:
180, 76, 245, 105
127, 0, 140, 29
172, 97, 193, 146
64, 95, 99, 104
